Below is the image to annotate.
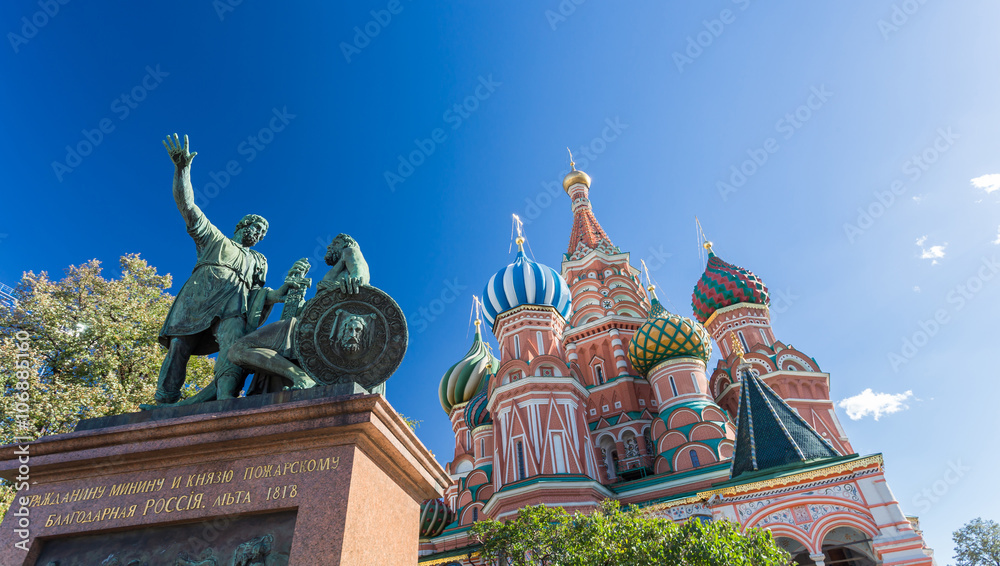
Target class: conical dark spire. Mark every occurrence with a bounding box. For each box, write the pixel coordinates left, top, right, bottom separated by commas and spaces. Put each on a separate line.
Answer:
730, 339, 840, 479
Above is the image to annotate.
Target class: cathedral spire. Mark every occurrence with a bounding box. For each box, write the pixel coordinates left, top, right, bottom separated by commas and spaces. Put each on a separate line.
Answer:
730, 334, 841, 479
562, 155, 619, 261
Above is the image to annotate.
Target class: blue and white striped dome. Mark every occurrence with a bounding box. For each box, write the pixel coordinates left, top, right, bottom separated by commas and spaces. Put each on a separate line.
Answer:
483, 250, 572, 327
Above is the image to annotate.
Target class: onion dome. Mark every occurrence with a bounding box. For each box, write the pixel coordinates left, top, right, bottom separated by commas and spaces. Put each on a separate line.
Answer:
439, 321, 499, 414
483, 243, 572, 327
628, 287, 713, 376
563, 151, 592, 193
691, 242, 769, 324
563, 167, 591, 193
419, 498, 454, 538
464, 388, 492, 431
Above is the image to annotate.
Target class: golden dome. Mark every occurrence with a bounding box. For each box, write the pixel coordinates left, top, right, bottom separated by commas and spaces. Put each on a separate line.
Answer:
563, 149, 592, 193
563, 168, 591, 193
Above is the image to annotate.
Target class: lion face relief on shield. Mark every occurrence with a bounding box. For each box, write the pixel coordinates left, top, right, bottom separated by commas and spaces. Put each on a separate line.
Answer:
329, 309, 377, 358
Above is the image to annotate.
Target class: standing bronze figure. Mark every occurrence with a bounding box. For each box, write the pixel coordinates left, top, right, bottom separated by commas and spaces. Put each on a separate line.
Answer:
154, 134, 304, 405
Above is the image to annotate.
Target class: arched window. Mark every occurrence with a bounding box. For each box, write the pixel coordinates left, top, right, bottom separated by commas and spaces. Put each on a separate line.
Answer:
552, 433, 567, 473
690, 372, 700, 393
737, 331, 749, 353
669, 376, 678, 397
594, 365, 605, 385
513, 335, 521, 359
472, 507, 478, 522
480, 438, 485, 458
689, 449, 701, 468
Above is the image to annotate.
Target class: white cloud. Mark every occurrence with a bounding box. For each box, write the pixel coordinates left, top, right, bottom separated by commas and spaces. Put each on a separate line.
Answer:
920, 245, 946, 260
971, 174, 1000, 194
912, 195, 923, 203
838, 389, 914, 421
913, 286, 921, 292
915, 237, 946, 264
993, 226, 1000, 245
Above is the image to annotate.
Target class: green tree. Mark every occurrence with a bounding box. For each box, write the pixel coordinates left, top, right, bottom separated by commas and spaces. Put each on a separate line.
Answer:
1, 255, 214, 518
472, 500, 791, 566
954, 518, 1000, 566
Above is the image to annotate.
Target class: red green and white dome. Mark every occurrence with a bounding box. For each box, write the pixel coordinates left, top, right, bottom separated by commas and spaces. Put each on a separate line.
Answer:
628, 292, 713, 376
691, 244, 769, 324
464, 388, 492, 430
439, 321, 498, 414
419, 498, 454, 538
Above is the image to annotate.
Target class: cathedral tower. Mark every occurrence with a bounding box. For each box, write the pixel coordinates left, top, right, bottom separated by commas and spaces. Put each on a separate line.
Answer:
482, 234, 605, 518
692, 241, 853, 455
559, 162, 659, 484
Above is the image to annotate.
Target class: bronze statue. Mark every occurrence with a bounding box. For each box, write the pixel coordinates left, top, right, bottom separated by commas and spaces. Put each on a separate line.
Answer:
231, 234, 370, 394
317, 233, 369, 293
153, 134, 304, 405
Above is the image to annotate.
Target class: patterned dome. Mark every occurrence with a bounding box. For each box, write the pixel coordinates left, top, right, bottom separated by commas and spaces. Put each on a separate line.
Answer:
419, 498, 454, 538
483, 250, 572, 327
439, 323, 498, 414
628, 298, 713, 376
691, 248, 769, 324
464, 388, 492, 431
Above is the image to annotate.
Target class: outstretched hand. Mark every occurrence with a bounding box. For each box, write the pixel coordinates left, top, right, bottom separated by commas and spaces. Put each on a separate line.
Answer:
163, 133, 197, 170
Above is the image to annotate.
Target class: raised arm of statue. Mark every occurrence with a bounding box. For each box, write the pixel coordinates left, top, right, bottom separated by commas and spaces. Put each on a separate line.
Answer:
163, 133, 206, 231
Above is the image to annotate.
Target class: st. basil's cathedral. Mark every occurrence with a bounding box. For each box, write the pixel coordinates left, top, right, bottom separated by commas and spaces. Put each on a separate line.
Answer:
417, 163, 936, 566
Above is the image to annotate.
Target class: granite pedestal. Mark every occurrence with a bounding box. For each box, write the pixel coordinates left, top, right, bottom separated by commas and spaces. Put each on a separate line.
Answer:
0, 392, 449, 566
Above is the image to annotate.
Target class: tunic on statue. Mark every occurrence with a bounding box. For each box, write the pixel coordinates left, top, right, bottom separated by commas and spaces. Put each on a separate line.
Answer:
158, 212, 270, 356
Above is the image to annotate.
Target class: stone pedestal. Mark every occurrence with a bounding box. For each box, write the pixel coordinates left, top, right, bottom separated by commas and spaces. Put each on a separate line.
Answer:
0, 393, 449, 566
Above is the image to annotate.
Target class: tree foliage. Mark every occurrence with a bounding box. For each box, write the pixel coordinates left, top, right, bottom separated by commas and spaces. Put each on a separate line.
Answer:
954, 518, 1000, 566
1, 255, 214, 518
471, 500, 791, 566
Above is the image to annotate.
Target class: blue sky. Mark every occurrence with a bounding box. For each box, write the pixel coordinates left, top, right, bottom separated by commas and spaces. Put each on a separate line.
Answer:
2, 1, 998, 559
